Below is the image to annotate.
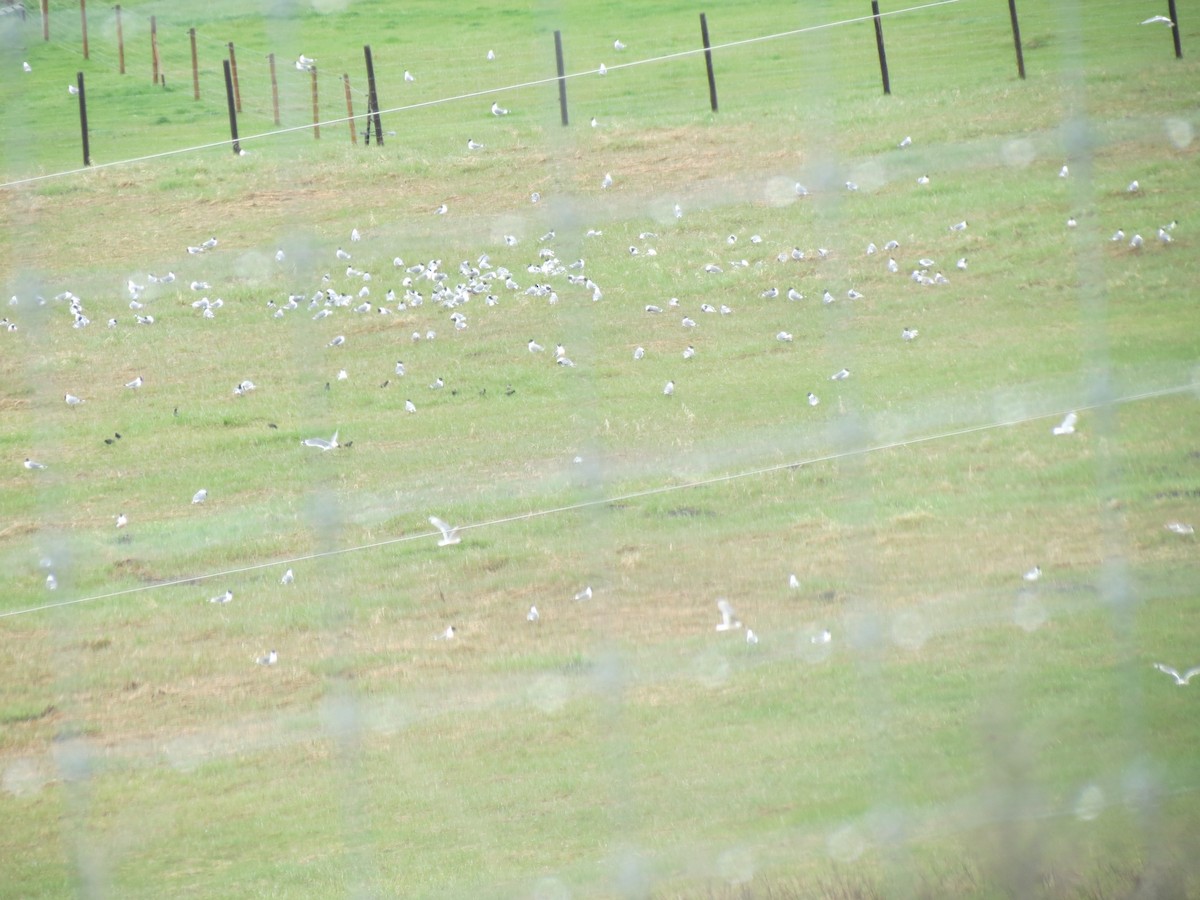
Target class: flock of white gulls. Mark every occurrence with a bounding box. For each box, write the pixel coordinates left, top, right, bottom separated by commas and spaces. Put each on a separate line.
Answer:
9, 122, 1192, 674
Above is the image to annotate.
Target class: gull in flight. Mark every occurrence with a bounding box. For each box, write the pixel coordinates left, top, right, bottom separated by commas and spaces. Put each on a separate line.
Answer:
1166, 522, 1194, 535
429, 516, 461, 546
192, 488, 208, 504
491, 102, 509, 116
209, 589, 233, 604
24, 458, 47, 470
435, 625, 456, 640
257, 650, 278, 666
527, 605, 539, 622
574, 585, 592, 602
1153, 663, 1199, 685
715, 599, 742, 632
1052, 411, 1077, 435
301, 429, 339, 451
1141, 15, 1174, 25
281, 568, 294, 585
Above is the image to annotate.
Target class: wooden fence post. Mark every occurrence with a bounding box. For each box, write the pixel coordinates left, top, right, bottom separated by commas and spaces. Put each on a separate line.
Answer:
311, 65, 320, 139
190, 29, 199, 99
151, 15, 159, 86
554, 30, 568, 126
268, 54, 280, 125
1007, 0, 1026, 79
700, 13, 718, 112
115, 5, 125, 74
41, 0, 48, 41
228, 43, 242, 112
76, 72, 91, 166
80, 0, 88, 59
343, 74, 357, 144
871, 0, 891, 95
223, 59, 242, 155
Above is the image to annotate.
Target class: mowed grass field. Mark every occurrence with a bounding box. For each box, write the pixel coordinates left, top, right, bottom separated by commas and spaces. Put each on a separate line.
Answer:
1, 1, 1199, 896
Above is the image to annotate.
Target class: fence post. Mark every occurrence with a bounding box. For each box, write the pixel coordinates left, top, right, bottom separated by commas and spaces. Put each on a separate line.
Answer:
268, 53, 280, 125
151, 15, 159, 85
363, 45, 383, 145
1007, 0, 1026, 79
343, 74, 357, 144
222, 59, 242, 155
76, 72, 91, 166
189, 29, 199, 99
553, 30, 568, 126
871, 0, 891, 95
311, 65, 320, 139
80, 0, 88, 59
1168, 0, 1182, 58
699, 13, 718, 112
115, 5, 125, 74
41, 0, 48, 40
228, 43, 242, 112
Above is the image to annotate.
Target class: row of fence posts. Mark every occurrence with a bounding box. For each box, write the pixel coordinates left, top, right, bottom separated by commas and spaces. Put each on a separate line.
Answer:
60, 2, 1184, 167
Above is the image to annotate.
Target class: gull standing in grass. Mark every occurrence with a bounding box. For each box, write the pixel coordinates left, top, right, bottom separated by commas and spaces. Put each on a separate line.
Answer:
574, 586, 592, 602
527, 606, 539, 622
24, 458, 47, 470
256, 650, 278, 666
280, 568, 294, 585
65, 393, 84, 407
1166, 522, 1194, 535
807, 393, 819, 407
1152, 663, 1199, 685
429, 516, 461, 546
115, 513, 127, 528
125, 375, 143, 389
435, 625, 456, 640
491, 102, 508, 116
192, 488, 208, 504
209, 589, 233, 604
1024, 566, 1042, 582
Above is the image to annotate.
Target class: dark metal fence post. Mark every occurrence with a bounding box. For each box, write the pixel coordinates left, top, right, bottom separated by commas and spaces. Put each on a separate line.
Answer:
115, 5, 125, 74
76, 72, 91, 166
80, 0, 89, 59
1008, 0, 1026, 79
554, 30, 568, 126
228, 43, 242, 112
190, 29, 199, 99
343, 74, 357, 144
268, 54, 280, 125
363, 45, 383, 145
871, 0, 891, 95
1168, 0, 1182, 58
223, 59, 241, 155
700, 13, 718, 112
41, 0, 48, 41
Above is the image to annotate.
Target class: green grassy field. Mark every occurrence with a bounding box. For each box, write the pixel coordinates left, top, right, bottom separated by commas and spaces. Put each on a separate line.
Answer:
1, 0, 1199, 897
